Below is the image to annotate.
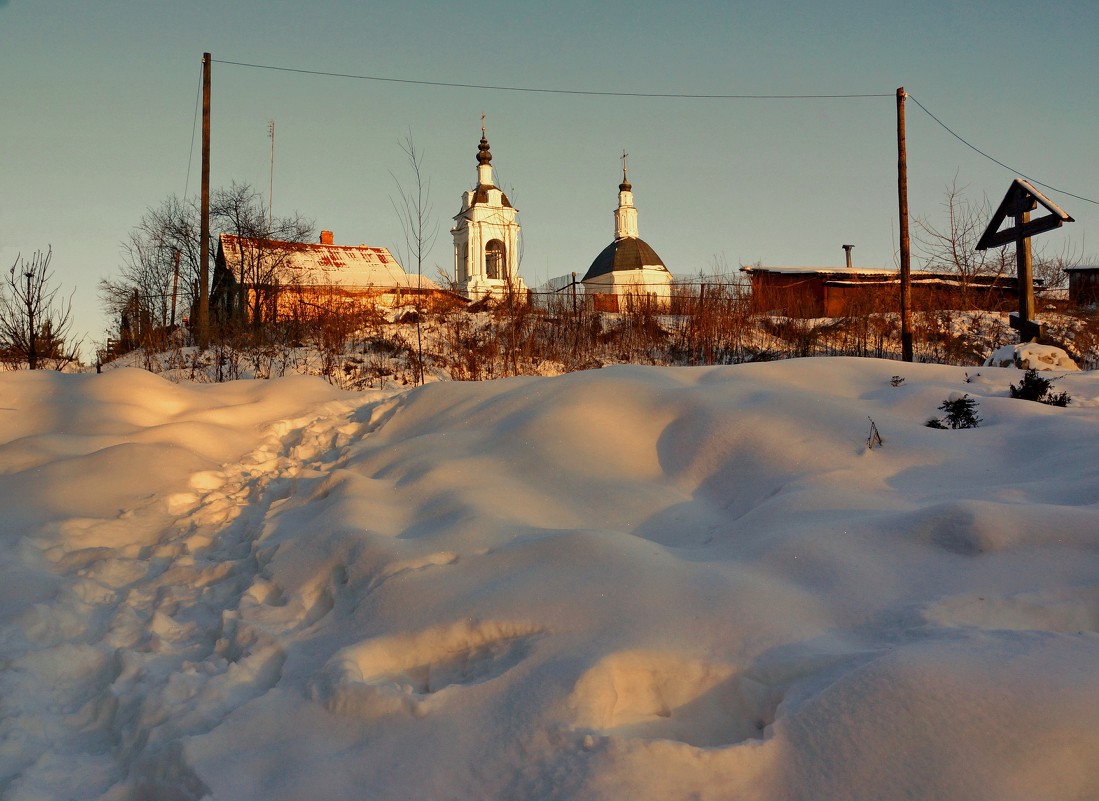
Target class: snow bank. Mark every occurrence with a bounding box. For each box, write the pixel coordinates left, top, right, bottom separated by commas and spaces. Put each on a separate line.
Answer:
985, 342, 1079, 371
2, 359, 1098, 800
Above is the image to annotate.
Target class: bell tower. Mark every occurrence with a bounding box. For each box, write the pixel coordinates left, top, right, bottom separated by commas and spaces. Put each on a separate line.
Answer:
451, 118, 526, 300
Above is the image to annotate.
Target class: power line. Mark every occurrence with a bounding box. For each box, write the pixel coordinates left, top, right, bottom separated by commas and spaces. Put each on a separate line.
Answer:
183, 60, 203, 202
908, 93, 1099, 206
207, 59, 1097, 207
212, 59, 892, 100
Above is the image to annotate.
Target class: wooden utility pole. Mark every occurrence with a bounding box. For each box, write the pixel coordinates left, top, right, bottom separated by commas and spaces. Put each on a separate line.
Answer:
171, 248, 180, 327
896, 87, 913, 362
198, 52, 212, 347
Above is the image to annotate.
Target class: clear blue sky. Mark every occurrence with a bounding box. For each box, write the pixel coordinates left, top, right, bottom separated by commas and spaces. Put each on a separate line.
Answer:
3, 0, 1097, 351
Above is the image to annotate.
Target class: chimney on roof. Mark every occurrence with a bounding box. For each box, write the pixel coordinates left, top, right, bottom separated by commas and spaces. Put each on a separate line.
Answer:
320, 230, 334, 245
842, 244, 854, 269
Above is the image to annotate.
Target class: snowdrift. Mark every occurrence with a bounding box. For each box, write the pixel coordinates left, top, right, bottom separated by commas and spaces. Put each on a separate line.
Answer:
1, 359, 1098, 800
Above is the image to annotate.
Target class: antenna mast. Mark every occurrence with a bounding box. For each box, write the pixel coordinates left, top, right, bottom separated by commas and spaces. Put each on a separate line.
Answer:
267, 120, 275, 230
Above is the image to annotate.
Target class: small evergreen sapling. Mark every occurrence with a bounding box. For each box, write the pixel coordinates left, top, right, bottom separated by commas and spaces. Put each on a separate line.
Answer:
926, 394, 982, 429
1009, 369, 1070, 407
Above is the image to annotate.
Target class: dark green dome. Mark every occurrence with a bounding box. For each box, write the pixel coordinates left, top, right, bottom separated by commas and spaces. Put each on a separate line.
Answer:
583, 237, 668, 282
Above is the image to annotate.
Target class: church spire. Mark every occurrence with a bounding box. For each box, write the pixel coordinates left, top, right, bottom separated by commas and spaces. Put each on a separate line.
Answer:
614, 151, 639, 240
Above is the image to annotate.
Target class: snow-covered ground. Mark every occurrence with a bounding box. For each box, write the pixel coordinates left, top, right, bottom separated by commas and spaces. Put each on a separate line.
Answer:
2, 359, 1098, 800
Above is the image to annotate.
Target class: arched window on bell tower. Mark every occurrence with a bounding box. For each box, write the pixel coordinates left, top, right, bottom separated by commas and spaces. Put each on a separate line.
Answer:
485, 239, 506, 280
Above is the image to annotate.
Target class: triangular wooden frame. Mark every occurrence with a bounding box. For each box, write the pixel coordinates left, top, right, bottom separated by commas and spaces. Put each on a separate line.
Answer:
976, 178, 1073, 251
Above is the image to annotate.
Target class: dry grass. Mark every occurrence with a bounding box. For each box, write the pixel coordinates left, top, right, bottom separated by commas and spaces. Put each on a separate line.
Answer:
108, 282, 1099, 385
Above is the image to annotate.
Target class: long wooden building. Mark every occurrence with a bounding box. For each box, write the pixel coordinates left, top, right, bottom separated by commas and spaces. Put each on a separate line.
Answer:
740, 265, 1028, 318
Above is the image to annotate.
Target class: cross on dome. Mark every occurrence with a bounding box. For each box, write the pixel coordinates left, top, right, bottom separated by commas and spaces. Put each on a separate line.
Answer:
477, 114, 493, 167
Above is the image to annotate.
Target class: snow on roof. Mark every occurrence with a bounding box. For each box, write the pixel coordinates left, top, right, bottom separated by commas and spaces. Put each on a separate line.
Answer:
740, 264, 899, 277
743, 265, 1024, 285
219, 234, 440, 291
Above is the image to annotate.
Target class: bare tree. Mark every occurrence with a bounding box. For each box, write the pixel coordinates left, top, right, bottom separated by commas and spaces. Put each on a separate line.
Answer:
915, 178, 1082, 303
1, 247, 81, 369
102, 186, 313, 351
211, 182, 313, 329
390, 133, 439, 385
913, 179, 1013, 305
100, 195, 201, 351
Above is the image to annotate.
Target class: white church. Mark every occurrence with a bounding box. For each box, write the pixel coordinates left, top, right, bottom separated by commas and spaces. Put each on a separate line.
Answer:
581, 156, 673, 306
451, 124, 527, 301
450, 127, 670, 305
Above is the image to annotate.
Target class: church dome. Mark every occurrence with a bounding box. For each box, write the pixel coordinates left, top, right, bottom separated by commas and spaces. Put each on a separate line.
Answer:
477, 134, 492, 165
582, 237, 668, 282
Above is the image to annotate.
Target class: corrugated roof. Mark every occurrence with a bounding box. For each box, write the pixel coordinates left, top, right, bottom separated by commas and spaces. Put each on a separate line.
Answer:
219, 234, 440, 291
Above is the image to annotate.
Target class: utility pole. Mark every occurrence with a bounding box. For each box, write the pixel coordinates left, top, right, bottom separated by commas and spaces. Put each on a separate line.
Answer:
198, 52, 212, 347
171, 248, 181, 327
896, 87, 913, 362
24, 271, 36, 369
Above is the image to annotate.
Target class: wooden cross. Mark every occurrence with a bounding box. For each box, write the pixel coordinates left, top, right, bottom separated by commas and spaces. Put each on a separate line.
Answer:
976, 179, 1073, 343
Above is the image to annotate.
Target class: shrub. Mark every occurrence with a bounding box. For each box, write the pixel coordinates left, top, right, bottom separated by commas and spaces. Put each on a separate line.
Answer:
927, 394, 982, 429
1009, 369, 1070, 407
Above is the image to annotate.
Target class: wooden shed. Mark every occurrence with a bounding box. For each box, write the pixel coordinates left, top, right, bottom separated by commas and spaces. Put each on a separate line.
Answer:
1064, 265, 1099, 307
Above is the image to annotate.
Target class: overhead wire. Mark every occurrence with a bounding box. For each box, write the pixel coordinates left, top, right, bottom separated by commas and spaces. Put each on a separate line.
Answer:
907, 93, 1098, 206
211, 59, 892, 99
183, 60, 203, 202
210, 59, 1095, 208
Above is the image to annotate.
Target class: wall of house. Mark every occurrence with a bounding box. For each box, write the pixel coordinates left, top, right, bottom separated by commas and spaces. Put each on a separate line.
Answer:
748, 274, 827, 317
749, 272, 1021, 319
822, 283, 897, 318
